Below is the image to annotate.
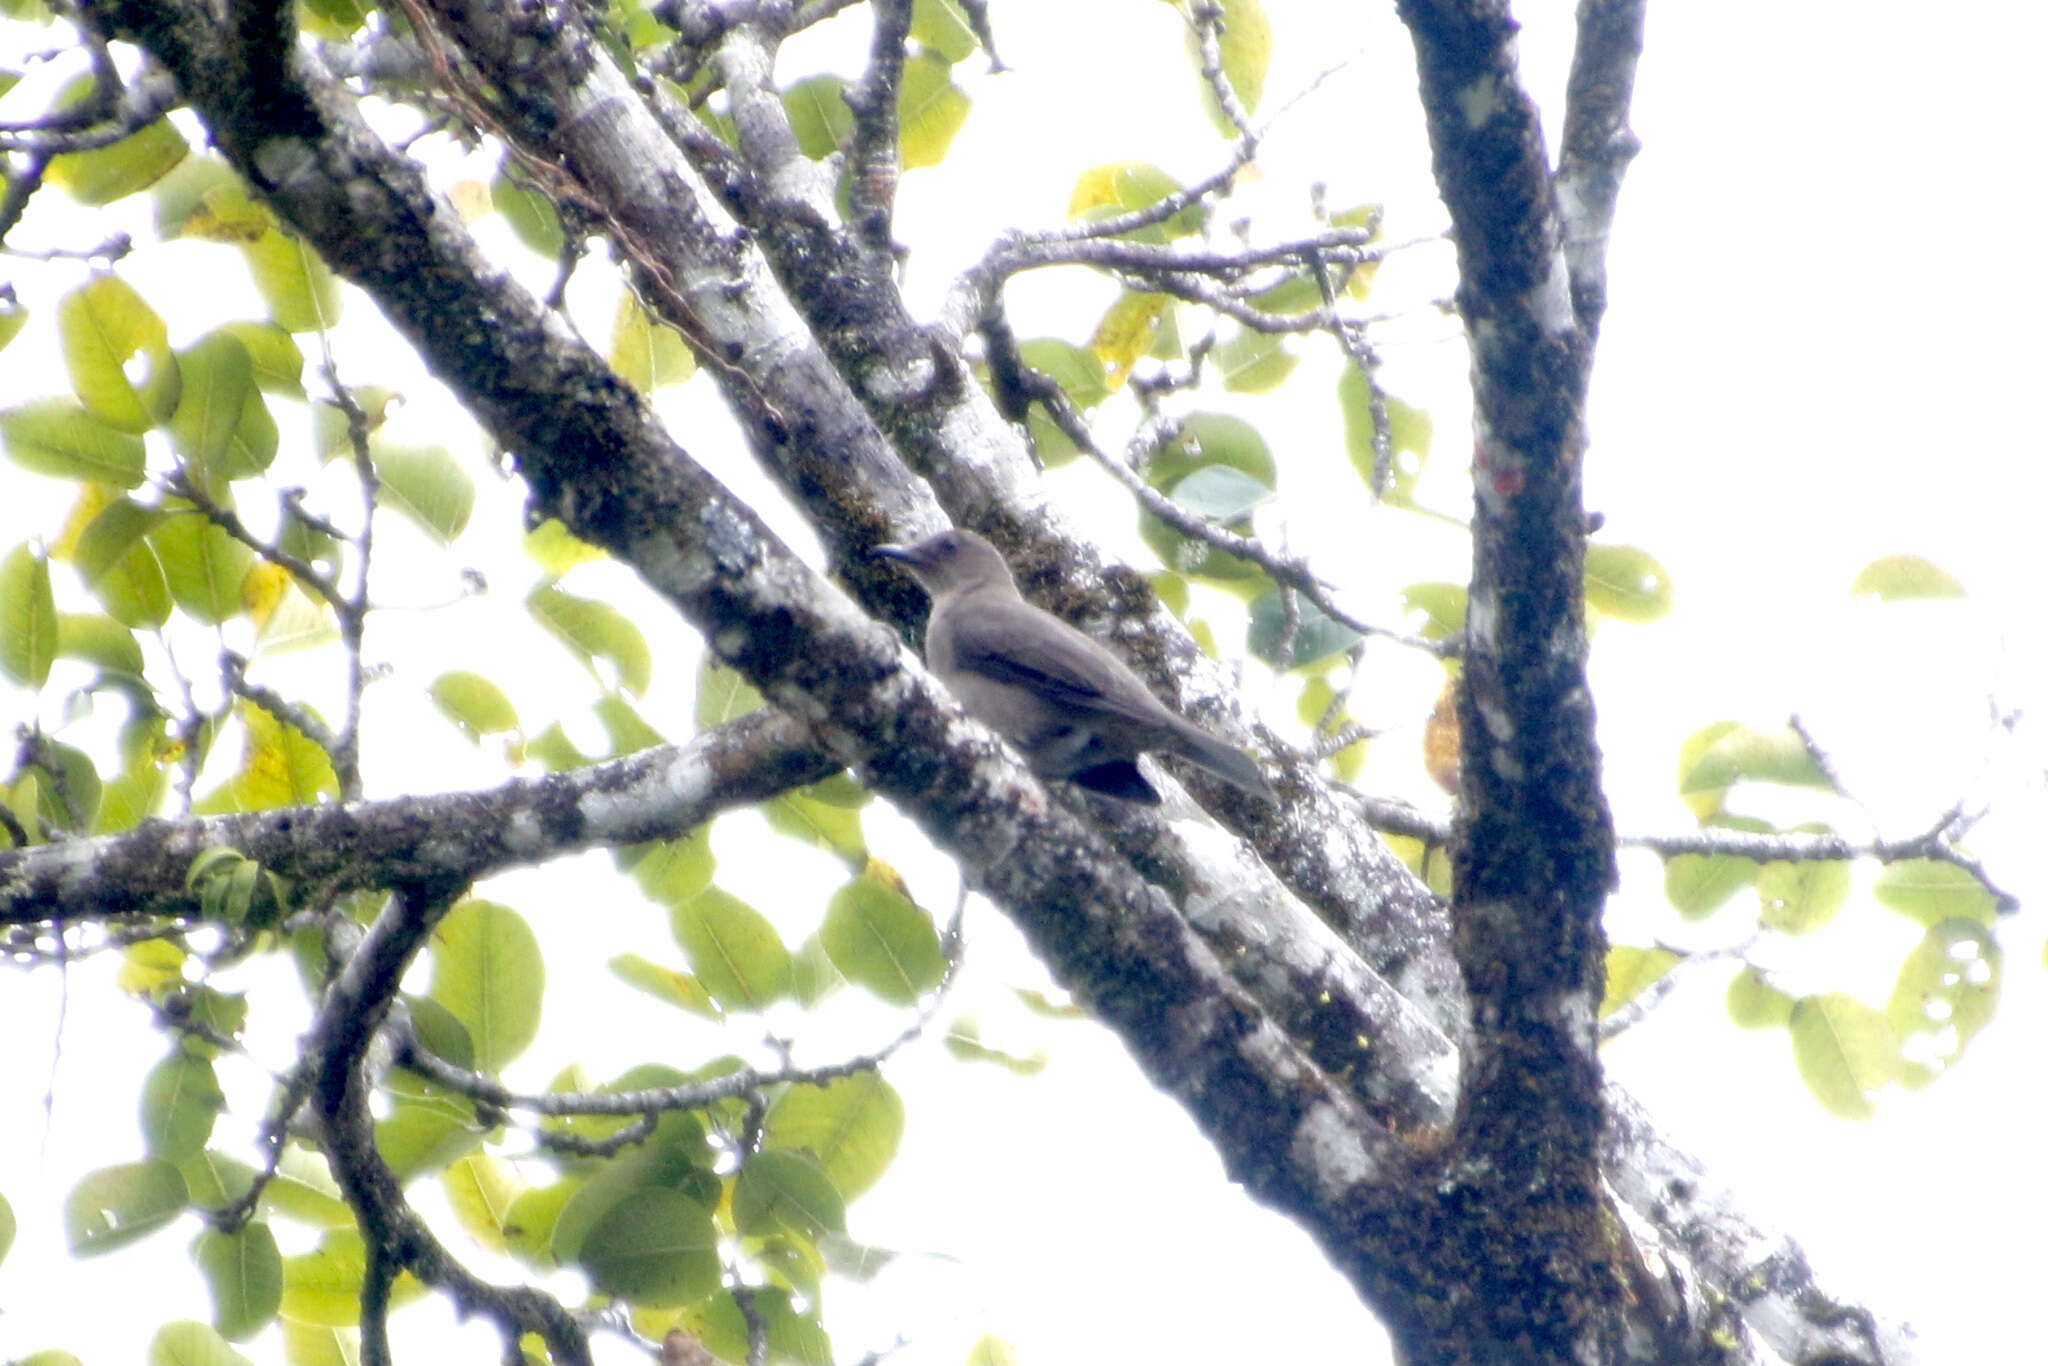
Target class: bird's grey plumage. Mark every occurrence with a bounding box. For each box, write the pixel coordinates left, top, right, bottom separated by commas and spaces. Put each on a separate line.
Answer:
876, 529, 1274, 805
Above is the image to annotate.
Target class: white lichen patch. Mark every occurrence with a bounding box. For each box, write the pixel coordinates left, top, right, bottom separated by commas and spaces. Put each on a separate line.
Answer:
1457, 74, 1506, 129
1292, 1100, 1380, 1200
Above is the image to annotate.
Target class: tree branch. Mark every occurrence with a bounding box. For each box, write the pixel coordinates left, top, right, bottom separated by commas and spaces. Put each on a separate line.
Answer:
0, 708, 840, 925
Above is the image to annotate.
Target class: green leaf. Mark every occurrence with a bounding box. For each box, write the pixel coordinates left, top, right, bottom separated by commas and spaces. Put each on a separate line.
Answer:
64, 1160, 188, 1255
625, 827, 716, 906
74, 494, 172, 627
762, 1072, 904, 1200
764, 773, 869, 867
490, 170, 565, 258
1400, 582, 1466, 641
242, 229, 341, 333
1872, 858, 1999, 928
151, 512, 254, 625
1584, 543, 1674, 623
942, 1015, 1048, 1076
1212, 326, 1297, 394
1247, 588, 1361, 670
57, 611, 145, 676
608, 952, 720, 1018
595, 692, 665, 754
1, 399, 148, 487
167, 331, 276, 482
229, 702, 339, 809
0, 542, 58, 687
1675, 722, 1832, 821
528, 583, 652, 696
910, 0, 977, 62
1661, 816, 1768, 920
609, 291, 694, 393
261, 1145, 353, 1229
427, 899, 545, 1071
1599, 945, 1679, 1019
1138, 413, 1274, 581
217, 321, 304, 395
820, 871, 947, 1005
146, 1320, 251, 1366
784, 75, 852, 159
47, 108, 187, 205
0, 1191, 15, 1266
153, 155, 259, 240
1850, 553, 1965, 601
1788, 992, 1897, 1120
503, 1179, 577, 1266
374, 1097, 483, 1184
429, 670, 520, 742
58, 274, 177, 433
0, 292, 27, 353
280, 1230, 369, 1327
523, 518, 606, 575
694, 658, 764, 728
671, 886, 793, 1011
733, 1150, 845, 1241
1756, 850, 1852, 935
577, 1187, 720, 1307
443, 1152, 525, 1254
1886, 918, 2001, 1087
1170, 464, 1275, 521
897, 53, 971, 169
372, 442, 473, 544
194, 1223, 282, 1341
15, 736, 100, 832
694, 1286, 833, 1365
141, 1051, 225, 1160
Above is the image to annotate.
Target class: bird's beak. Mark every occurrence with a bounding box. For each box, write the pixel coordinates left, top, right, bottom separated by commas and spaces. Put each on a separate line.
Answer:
872, 543, 916, 564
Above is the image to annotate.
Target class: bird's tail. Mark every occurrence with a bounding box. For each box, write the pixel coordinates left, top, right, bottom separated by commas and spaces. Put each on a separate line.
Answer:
1165, 722, 1275, 803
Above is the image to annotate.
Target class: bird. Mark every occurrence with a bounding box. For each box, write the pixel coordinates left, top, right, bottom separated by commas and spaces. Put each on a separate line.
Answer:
875, 528, 1275, 805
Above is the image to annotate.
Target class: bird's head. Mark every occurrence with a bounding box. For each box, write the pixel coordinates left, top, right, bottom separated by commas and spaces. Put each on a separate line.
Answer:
873, 528, 1018, 597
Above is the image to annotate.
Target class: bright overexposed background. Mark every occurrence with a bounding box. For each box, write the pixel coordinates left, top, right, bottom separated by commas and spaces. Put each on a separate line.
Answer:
2, 2, 2042, 1363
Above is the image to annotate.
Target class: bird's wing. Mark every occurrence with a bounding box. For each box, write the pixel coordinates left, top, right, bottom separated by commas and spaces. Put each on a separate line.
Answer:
942, 593, 1169, 725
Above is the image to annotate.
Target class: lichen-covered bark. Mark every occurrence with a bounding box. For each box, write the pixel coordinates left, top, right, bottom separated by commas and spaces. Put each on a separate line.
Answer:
52, 3, 1918, 1362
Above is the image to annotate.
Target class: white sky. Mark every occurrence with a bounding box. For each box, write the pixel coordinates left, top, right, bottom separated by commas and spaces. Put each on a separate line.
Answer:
2, 2, 2043, 1364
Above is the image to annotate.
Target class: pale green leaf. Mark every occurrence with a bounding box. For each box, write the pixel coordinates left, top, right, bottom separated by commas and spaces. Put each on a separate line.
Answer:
146, 1320, 251, 1366
1850, 553, 1966, 602
2, 399, 147, 487
0, 542, 58, 687
64, 1160, 188, 1255
577, 1188, 719, 1307
193, 1223, 282, 1341
528, 584, 652, 695
733, 1150, 845, 1241
670, 886, 792, 1011
1584, 543, 1674, 623
819, 871, 945, 1005
762, 1072, 903, 1200
428, 670, 520, 742
151, 513, 254, 625
58, 274, 177, 433
242, 229, 341, 333
372, 442, 473, 544
898, 53, 970, 169
1788, 992, 1897, 1120
427, 899, 544, 1071
140, 1051, 225, 1160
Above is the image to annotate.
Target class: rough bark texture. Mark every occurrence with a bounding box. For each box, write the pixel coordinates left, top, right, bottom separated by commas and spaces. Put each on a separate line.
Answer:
10, 2, 1919, 1363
